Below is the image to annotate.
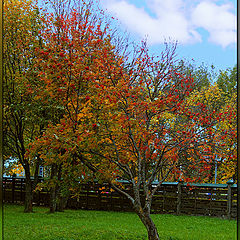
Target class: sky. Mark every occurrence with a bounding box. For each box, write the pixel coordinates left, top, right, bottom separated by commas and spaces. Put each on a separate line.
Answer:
100, 0, 237, 72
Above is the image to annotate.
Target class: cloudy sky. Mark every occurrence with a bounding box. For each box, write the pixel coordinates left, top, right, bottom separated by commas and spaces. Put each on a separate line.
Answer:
100, 0, 236, 71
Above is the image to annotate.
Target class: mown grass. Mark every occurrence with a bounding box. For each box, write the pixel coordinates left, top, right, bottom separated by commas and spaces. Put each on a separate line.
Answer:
4, 204, 236, 240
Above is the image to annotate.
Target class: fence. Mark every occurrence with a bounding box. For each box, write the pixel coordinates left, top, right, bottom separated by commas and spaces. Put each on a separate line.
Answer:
3, 177, 237, 219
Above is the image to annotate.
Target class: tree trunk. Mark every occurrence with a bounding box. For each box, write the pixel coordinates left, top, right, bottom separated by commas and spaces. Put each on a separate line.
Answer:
56, 193, 69, 212
33, 155, 41, 189
55, 164, 67, 212
23, 156, 42, 213
136, 207, 160, 240
49, 187, 57, 213
24, 174, 33, 213
49, 164, 57, 213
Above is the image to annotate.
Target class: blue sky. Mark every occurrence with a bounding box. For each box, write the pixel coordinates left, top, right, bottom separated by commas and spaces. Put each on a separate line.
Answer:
100, 0, 237, 72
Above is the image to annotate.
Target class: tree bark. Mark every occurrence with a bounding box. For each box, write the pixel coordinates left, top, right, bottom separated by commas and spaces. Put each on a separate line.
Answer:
55, 163, 68, 212
49, 187, 57, 213
24, 172, 33, 213
135, 206, 160, 240
56, 193, 69, 212
33, 155, 41, 189
49, 164, 58, 213
24, 156, 42, 213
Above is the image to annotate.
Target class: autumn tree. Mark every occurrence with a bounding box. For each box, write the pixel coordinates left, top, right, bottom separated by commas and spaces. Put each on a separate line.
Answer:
213, 91, 237, 183
81, 44, 225, 239
165, 63, 236, 184
31, 35, 225, 240
178, 84, 234, 183
27, 0, 121, 212
3, 0, 47, 212
25, 1, 230, 239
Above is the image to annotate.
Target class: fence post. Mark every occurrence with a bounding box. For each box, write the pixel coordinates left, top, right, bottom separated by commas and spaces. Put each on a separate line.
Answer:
20, 178, 23, 202
86, 183, 89, 210
177, 180, 183, 215
12, 176, 16, 203
3, 177, 5, 201
227, 179, 234, 219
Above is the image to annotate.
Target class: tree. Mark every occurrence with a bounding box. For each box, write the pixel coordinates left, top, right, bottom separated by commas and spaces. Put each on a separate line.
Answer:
27, 0, 118, 213
77, 44, 224, 239
31, 34, 224, 240
3, 0, 46, 212
3, 158, 24, 177
181, 84, 234, 183
214, 91, 237, 183
166, 64, 237, 184
176, 60, 215, 91
217, 65, 237, 97
27, 0, 228, 238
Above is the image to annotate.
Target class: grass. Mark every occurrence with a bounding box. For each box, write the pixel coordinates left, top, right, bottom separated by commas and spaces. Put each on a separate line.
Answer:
4, 204, 237, 240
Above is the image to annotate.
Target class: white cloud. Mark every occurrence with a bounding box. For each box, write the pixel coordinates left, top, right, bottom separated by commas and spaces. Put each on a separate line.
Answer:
191, 1, 236, 48
101, 0, 236, 48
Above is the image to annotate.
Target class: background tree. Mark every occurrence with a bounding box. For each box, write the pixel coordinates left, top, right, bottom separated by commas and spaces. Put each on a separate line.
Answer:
214, 91, 237, 183
28, 0, 119, 213
167, 63, 236, 184
3, 0, 46, 212
182, 64, 237, 184
179, 84, 232, 183
217, 65, 237, 97
176, 60, 215, 91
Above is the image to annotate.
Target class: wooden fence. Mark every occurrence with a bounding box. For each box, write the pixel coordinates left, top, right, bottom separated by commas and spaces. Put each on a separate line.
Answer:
3, 177, 237, 219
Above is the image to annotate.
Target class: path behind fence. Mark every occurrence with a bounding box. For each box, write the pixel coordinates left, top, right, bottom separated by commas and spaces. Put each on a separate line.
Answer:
3, 177, 237, 219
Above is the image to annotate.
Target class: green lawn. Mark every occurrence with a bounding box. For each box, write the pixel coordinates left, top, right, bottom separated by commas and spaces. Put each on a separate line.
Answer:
4, 204, 236, 240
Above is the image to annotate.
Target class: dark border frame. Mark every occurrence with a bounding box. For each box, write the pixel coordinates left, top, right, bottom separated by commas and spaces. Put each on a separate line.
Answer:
237, 0, 239, 237
0, 0, 3, 239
